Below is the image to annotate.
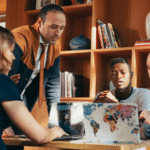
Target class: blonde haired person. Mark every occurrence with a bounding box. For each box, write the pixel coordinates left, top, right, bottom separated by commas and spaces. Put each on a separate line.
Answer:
0, 26, 67, 150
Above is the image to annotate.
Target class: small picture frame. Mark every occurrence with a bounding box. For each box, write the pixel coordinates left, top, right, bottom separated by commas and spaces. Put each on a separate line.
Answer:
36, 0, 56, 9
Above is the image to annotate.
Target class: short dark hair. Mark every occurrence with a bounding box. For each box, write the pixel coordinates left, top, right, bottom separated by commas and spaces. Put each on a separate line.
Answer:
110, 57, 131, 71
39, 4, 66, 23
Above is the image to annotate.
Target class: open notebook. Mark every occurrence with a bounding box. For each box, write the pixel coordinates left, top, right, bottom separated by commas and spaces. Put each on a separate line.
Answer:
83, 103, 140, 143
48, 102, 85, 140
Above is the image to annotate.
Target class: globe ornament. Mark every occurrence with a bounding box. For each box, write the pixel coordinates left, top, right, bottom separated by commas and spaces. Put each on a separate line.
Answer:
69, 34, 91, 50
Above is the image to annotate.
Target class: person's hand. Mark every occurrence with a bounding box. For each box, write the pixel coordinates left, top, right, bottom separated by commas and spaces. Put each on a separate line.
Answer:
139, 109, 150, 124
94, 91, 119, 103
2, 126, 15, 137
140, 127, 147, 140
53, 126, 69, 138
10, 74, 20, 84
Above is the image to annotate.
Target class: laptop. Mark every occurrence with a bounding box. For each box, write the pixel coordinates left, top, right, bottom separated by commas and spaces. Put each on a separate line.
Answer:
48, 102, 85, 140
82, 103, 141, 144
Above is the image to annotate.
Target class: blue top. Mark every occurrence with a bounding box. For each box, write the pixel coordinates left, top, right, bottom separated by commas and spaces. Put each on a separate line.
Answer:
0, 74, 21, 150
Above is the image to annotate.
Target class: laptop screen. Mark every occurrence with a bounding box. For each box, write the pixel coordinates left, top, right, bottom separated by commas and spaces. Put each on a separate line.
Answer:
48, 102, 84, 136
83, 103, 140, 143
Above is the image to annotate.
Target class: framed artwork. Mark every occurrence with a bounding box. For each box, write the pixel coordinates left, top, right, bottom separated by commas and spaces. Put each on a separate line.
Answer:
36, 0, 56, 9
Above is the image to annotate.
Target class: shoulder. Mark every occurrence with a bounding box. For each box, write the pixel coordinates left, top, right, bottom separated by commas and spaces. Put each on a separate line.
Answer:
12, 25, 31, 36
12, 24, 38, 37
0, 74, 12, 83
133, 87, 150, 94
0, 74, 21, 101
12, 25, 38, 53
132, 87, 150, 100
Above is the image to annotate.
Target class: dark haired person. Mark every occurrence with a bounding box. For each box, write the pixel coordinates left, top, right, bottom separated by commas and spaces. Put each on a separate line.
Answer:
94, 57, 150, 141
5, 4, 66, 150
0, 26, 67, 150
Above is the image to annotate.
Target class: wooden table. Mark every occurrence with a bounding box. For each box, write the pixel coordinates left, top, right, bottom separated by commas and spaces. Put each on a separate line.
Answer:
2, 137, 150, 150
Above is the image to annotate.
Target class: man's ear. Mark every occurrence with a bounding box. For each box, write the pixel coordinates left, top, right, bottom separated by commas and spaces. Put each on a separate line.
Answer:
37, 17, 42, 27
131, 71, 133, 79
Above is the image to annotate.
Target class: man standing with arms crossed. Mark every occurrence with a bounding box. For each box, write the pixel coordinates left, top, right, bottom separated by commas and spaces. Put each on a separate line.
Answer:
5, 4, 66, 150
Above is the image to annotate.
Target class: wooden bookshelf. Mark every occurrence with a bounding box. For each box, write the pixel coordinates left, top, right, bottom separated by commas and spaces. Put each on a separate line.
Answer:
6, 0, 150, 149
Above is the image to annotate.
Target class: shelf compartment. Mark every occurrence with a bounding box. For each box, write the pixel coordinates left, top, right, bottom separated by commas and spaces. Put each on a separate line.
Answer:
60, 53, 91, 97
60, 97, 93, 103
94, 49, 132, 94
134, 48, 150, 88
61, 15, 92, 51
94, 47, 133, 56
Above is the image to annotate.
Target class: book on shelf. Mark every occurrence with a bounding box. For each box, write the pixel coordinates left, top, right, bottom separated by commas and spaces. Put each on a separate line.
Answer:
67, 72, 73, 97
60, 72, 65, 97
63, 0, 73, 6
97, 20, 105, 49
72, 73, 84, 97
60, 71, 84, 98
102, 23, 112, 48
76, 0, 84, 4
62, 0, 84, 6
113, 26, 122, 48
36, 0, 56, 9
85, 0, 92, 3
97, 20, 121, 49
71, 0, 77, 5
61, 71, 68, 97
107, 23, 117, 48
134, 39, 150, 47
106, 24, 114, 48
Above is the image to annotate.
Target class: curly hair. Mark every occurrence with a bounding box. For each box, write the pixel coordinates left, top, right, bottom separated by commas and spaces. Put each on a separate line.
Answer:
0, 26, 15, 73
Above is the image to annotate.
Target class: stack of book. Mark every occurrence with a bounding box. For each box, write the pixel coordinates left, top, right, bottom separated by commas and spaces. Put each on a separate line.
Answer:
134, 39, 150, 47
0, 12, 6, 18
36, 0, 56, 9
67, 0, 92, 5
70, 0, 84, 5
60, 71, 84, 98
97, 19, 121, 49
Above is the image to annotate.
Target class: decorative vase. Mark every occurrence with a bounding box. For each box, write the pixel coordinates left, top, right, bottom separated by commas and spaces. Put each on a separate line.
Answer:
69, 34, 91, 50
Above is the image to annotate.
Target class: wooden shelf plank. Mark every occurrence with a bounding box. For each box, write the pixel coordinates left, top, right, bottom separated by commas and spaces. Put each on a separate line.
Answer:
60, 97, 93, 102
43, 97, 93, 102
24, 3, 92, 16
60, 50, 91, 58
